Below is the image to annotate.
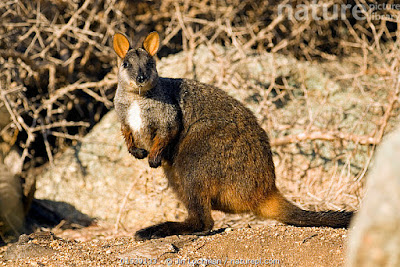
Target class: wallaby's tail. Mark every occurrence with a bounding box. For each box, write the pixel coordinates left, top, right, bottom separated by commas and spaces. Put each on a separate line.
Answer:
257, 190, 353, 228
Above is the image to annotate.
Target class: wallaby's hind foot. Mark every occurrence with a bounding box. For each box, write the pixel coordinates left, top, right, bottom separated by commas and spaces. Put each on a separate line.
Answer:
134, 217, 214, 241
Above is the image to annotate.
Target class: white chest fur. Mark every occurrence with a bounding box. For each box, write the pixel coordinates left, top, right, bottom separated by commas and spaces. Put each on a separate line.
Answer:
127, 101, 143, 132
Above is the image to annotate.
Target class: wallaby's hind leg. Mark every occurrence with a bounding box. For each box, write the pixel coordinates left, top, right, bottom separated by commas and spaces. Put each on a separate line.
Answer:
134, 192, 214, 241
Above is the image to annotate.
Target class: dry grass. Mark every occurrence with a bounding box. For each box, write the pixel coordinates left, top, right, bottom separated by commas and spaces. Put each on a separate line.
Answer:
0, 0, 399, 212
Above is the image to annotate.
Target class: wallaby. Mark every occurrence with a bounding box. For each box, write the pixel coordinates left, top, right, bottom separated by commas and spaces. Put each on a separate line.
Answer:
113, 32, 180, 169
113, 32, 354, 241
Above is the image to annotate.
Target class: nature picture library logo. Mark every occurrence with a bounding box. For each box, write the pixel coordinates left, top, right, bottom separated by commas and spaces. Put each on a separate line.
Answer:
278, 2, 400, 21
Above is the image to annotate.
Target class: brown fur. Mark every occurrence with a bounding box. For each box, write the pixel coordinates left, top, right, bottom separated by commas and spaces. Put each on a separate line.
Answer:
121, 125, 134, 150
112, 32, 354, 241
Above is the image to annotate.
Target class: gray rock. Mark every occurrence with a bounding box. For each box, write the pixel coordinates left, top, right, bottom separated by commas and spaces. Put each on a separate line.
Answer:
0, 163, 24, 242
347, 126, 400, 266
118, 235, 197, 261
4, 231, 59, 260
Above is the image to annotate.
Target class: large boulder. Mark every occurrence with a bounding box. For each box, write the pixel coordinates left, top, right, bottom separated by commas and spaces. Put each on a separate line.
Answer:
347, 126, 400, 266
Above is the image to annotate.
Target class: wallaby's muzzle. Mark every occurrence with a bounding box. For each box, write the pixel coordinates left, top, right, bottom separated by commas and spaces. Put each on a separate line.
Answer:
136, 70, 146, 84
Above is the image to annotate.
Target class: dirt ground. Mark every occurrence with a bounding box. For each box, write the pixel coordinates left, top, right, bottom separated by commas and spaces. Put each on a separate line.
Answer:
0, 222, 348, 266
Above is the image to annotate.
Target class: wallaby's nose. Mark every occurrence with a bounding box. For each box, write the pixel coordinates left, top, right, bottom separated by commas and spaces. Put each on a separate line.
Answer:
137, 69, 146, 84
137, 74, 146, 84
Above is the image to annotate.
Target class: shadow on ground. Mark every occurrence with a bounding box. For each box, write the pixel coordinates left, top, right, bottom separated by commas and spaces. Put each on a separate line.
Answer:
1, 199, 93, 246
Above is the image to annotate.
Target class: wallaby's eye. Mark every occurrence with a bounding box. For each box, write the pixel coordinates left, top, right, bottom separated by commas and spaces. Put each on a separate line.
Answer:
122, 61, 130, 68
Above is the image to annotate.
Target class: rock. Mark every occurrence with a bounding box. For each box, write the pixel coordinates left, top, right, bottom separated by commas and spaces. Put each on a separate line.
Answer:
347, 126, 400, 266
0, 108, 31, 242
118, 235, 196, 261
3, 231, 59, 260
0, 163, 24, 242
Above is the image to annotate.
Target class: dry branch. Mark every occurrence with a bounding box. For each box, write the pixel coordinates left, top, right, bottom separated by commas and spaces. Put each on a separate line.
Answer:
272, 79, 400, 147
271, 131, 379, 146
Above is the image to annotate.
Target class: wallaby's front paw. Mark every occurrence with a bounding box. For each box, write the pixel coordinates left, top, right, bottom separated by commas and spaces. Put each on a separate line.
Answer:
134, 222, 176, 241
129, 147, 148, 159
148, 155, 162, 168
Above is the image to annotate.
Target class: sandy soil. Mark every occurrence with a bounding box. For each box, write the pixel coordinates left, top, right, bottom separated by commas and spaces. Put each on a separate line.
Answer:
1, 223, 348, 266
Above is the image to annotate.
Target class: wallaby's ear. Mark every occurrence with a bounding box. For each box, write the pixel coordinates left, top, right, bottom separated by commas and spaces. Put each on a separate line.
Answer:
113, 33, 130, 59
143, 32, 159, 57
